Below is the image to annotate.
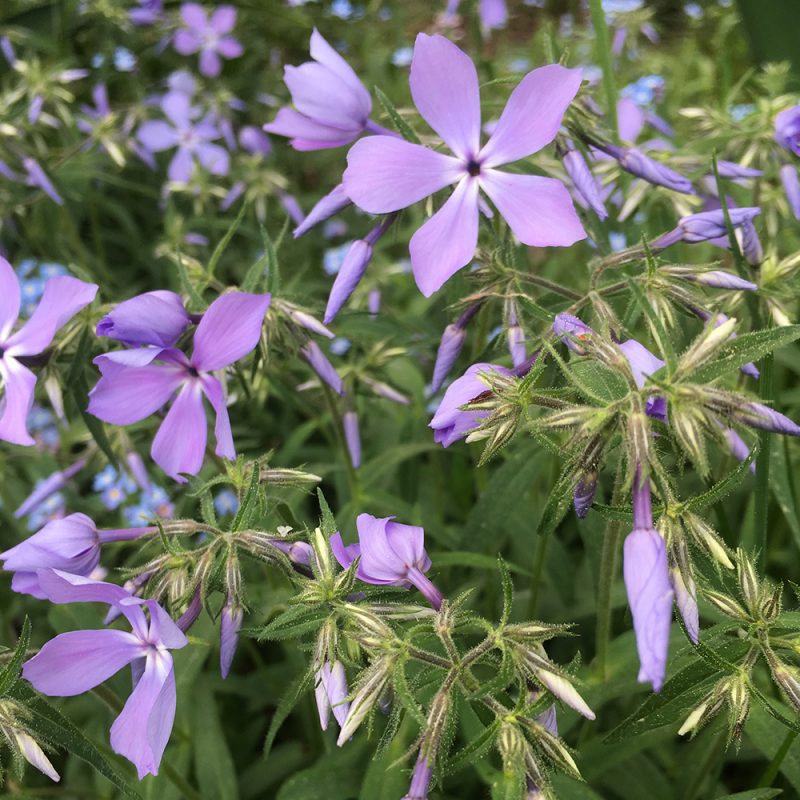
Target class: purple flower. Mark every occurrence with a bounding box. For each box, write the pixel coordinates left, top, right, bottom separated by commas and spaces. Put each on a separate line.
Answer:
138, 92, 229, 183
23, 158, 63, 205
173, 4, 243, 78
130, 0, 164, 26
597, 143, 692, 194
22, 570, 188, 778
219, 594, 242, 679
402, 755, 433, 800
780, 164, 800, 220
552, 313, 594, 353
775, 105, 800, 156
623, 473, 673, 692
264, 29, 373, 151
88, 292, 271, 481
301, 340, 344, 395
15, 458, 86, 518
315, 661, 350, 731
343, 34, 585, 297
429, 362, 513, 447
343, 409, 361, 468
294, 183, 352, 238
445, 0, 508, 30
431, 304, 482, 393
97, 291, 191, 347
0, 258, 97, 445
331, 513, 444, 609
1, 513, 150, 599
652, 207, 761, 249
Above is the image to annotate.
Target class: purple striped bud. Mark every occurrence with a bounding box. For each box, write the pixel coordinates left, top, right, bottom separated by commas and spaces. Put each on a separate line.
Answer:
734, 402, 800, 436
324, 240, 372, 324
362, 376, 409, 405
402, 756, 433, 800
780, 164, 800, 220
740, 220, 763, 266
430, 303, 481, 393
176, 586, 203, 632
686, 271, 757, 291
280, 302, 334, 339
15, 458, 87, 518
563, 147, 608, 220
670, 567, 699, 644
775, 105, 800, 156
220, 594, 243, 679
573, 471, 597, 519
293, 183, 351, 238
508, 324, 527, 367
653, 207, 761, 248
343, 409, 361, 469
715, 160, 763, 180
12, 730, 59, 783
720, 426, 755, 473
599, 144, 693, 193
301, 341, 344, 395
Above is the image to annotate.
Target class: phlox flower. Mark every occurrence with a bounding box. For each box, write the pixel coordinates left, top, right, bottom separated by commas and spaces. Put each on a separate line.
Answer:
343, 34, 585, 297
88, 291, 271, 481
173, 3, 243, 78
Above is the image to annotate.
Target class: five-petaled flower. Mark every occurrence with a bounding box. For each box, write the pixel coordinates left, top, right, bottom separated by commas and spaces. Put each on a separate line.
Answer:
343, 33, 586, 297
22, 569, 188, 779
173, 3, 243, 78
88, 291, 271, 481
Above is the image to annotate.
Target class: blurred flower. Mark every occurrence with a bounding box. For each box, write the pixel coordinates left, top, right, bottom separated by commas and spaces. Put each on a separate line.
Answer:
775, 105, 800, 156
214, 488, 239, 516
331, 513, 443, 609
344, 34, 585, 296
23, 570, 187, 778
16, 459, 86, 518
89, 292, 270, 481
174, 3, 243, 78
0, 257, 97, 445
130, 0, 164, 25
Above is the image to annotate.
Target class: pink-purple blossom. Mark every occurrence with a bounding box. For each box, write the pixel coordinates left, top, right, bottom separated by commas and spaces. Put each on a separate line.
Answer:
96, 290, 191, 347
173, 4, 243, 78
88, 292, 271, 481
22, 570, 187, 778
775, 105, 800, 156
343, 34, 586, 297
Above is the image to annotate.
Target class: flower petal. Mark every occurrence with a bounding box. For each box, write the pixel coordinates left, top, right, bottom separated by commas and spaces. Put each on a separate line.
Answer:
168, 147, 194, 183
23, 629, 142, 696
357, 514, 408, 583
88, 362, 186, 425
191, 292, 271, 372
309, 29, 371, 116
1, 512, 97, 572
410, 33, 481, 160
180, 2, 207, 28
479, 171, 586, 247
0, 358, 36, 446
96, 291, 190, 347
330, 531, 360, 569
479, 65, 583, 168
409, 177, 480, 297
110, 652, 176, 779
285, 62, 367, 132
385, 521, 430, 572
151, 381, 208, 481
5, 277, 98, 357
199, 49, 221, 78
200, 375, 235, 460
0, 256, 20, 340
343, 136, 462, 214
138, 121, 179, 152
210, 5, 236, 34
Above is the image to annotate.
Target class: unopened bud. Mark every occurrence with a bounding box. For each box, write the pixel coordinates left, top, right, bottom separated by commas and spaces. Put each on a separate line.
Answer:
727, 676, 750, 740
703, 589, 750, 621
259, 466, 322, 486
499, 722, 526, 770
736, 548, 760, 613
671, 404, 709, 475
531, 722, 581, 778
678, 701, 710, 736
678, 316, 737, 375
337, 656, 394, 745
684, 514, 734, 569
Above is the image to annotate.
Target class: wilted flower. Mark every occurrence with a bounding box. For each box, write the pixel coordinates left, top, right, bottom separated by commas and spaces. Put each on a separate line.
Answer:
344, 34, 585, 296
331, 513, 444, 609
265, 30, 374, 150
173, 4, 243, 78
23, 570, 187, 778
0, 257, 97, 445
88, 292, 271, 481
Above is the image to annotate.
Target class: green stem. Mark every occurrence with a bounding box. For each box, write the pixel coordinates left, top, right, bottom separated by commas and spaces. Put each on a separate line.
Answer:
527, 527, 550, 619
754, 351, 774, 567
594, 472, 625, 681
511, 270, 583, 300
758, 729, 798, 788
587, 0, 619, 141
162, 762, 202, 800
321, 383, 360, 505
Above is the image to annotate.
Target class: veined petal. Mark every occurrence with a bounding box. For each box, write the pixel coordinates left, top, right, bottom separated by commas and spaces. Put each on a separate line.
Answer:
479, 171, 586, 247
385, 521, 430, 572
264, 108, 359, 149
410, 33, 481, 160
343, 136, 463, 214
479, 65, 583, 168
357, 514, 408, 583
285, 62, 367, 132
0, 358, 36, 446
88, 362, 186, 425
409, 177, 480, 297
200, 375, 235, 460
151, 381, 208, 481
191, 292, 270, 372
23, 629, 142, 696
330, 531, 360, 569
0, 256, 20, 340
110, 652, 176, 779
5, 277, 98, 357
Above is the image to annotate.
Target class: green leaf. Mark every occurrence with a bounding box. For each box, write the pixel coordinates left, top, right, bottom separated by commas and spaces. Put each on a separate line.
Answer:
689, 326, 800, 383
713, 791, 783, 800
7, 682, 141, 798
566, 360, 630, 403
535, 464, 579, 539
192, 677, 238, 800
0, 617, 31, 696
69, 371, 119, 468
317, 489, 337, 538
683, 445, 758, 512
254, 605, 330, 642
429, 551, 530, 576
176, 249, 206, 311
264, 668, 314, 759
769, 439, 800, 552
207, 201, 248, 279
374, 86, 420, 144
444, 716, 500, 776
587, 0, 619, 139
231, 464, 261, 532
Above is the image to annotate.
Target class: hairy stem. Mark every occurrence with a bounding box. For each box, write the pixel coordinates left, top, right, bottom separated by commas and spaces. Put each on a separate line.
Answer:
754, 351, 774, 567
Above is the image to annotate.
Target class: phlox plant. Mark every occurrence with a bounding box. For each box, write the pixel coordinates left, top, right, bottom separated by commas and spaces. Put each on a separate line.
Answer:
2, 1, 800, 799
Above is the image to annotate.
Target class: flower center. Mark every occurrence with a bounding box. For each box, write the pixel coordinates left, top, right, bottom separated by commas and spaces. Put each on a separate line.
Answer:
188, 365, 200, 378
466, 159, 482, 177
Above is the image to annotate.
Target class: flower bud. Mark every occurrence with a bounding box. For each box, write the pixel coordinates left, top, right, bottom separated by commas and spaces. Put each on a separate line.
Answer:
703, 589, 749, 621
343, 409, 361, 469
324, 239, 373, 324
294, 183, 351, 238
220, 593, 243, 679
573, 470, 598, 518
337, 656, 394, 745
301, 341, 344, 395
736, 548, 760, 613
562, 146, 608, 220
780, 164, 800, 220
599, 143, 693, 194
684, 514, 734, 568
259, 466, 323, 486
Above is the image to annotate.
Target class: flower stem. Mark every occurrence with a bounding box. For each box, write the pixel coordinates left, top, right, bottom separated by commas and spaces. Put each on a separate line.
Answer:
758, 729, 797, 788
587, 0, 619, 142
754, 350, 774, 568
